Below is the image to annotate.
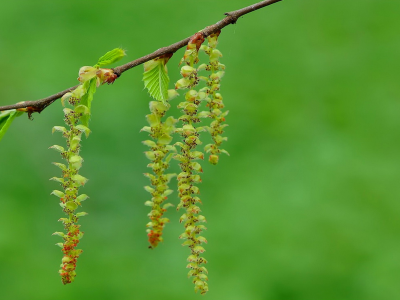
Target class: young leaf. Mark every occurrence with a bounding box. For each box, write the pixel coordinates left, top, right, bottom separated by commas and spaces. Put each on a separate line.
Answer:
0, 110, 23, 142
79, 78, 97, 127
143, 54, 172, 102
95, 48, 126, 68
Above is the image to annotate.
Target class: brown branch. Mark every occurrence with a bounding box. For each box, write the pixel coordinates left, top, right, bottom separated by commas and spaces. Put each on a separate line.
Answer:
0, 0, 282, 115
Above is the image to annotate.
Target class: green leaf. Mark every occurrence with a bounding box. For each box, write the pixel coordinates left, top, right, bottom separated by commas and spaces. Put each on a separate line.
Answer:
143, 57, 170, 102
79, 78, 97, 127
0, 110, 23, 142
95, 48, 126, 68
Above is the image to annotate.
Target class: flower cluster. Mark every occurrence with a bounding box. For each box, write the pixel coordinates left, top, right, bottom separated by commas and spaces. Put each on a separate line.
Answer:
51, 49, 124, 284
50, 93, 92, 284
175, 32, 209, 295
142, 91, 179, 248
199, 30, 229, 165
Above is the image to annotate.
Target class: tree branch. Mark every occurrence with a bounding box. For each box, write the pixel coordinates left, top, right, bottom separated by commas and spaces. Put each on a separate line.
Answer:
0, 0, 282, 115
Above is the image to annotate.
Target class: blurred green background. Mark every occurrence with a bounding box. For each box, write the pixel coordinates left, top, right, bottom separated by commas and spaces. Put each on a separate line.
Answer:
1, 0, 400, 299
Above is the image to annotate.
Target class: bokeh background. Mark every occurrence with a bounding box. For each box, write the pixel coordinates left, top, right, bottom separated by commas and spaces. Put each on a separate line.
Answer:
1, 0, 400, 299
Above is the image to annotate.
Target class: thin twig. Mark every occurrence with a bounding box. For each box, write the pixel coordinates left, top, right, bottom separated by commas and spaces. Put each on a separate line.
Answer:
0, 0, 282, 115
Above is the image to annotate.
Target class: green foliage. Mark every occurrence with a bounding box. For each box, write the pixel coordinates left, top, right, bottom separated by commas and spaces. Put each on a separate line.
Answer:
95, 48, 126, 68
0, 110, 22, 141
143, 54, 172, 102
79, 78, 97, 127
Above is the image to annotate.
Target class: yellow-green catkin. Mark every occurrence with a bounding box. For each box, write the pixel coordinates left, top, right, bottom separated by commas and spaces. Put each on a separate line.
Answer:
50, 49, 124, 284
142, 92, 178, 248
175, 32, 209, 295
50, 80, 94, 284
199, 30, 229, 165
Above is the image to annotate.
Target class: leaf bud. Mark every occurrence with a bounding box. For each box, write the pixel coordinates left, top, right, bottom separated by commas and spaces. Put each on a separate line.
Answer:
96, 48, 126, 67
96, 68, 118, 85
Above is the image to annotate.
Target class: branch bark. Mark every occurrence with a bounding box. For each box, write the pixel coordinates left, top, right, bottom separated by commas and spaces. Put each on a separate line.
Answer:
0, 0, 282, 115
